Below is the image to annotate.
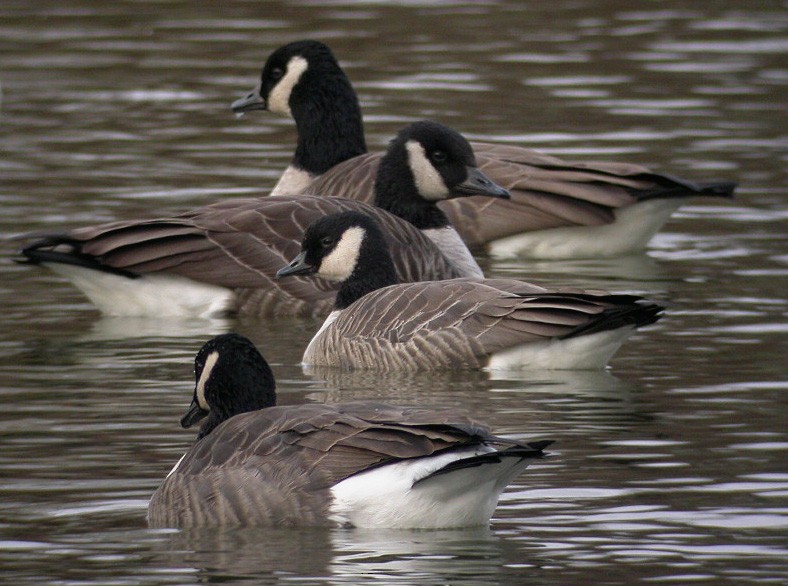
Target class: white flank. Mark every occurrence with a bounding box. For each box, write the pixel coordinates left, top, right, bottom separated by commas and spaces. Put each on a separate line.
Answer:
267, 55, 309, 116
196, 351, 219, 411
405, 140, 449, 201
421, 226, 483, 278
270, 165, 317, 196
329, 446, 528, 529
44, 263, 234, 318
303, 309, 342, 365
488, 198, 683, 259
486, 326, 636, 371
318, 226, 365, 281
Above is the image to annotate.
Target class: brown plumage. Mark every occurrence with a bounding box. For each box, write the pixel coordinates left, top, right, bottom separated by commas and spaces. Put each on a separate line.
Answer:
148, 401, 534, 527
19, 195, 461, 317
147, 334, 551, 528
17, 121, 510, 317
234, 40, 736, 256
277, 212, 664, 371
302, 278, 662, 370
304, 144, 735, 248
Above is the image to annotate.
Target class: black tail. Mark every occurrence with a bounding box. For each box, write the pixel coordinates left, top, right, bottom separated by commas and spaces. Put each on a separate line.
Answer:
416, 440, 554, 484
696, 181, 737, 197
632, 177, 736, 202
17, 236, 138, 279
561, 296, 664, 339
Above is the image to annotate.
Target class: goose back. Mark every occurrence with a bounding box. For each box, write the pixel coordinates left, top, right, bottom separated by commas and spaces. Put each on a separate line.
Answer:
240, 40, 735, 255
17, 119, 513, 317
303, 144, 735, 249
301, 278, 662, 370
20, 195, 462, 317
148, 400, 539, 527
148, 333, 553, 527
277, 211, 664, 370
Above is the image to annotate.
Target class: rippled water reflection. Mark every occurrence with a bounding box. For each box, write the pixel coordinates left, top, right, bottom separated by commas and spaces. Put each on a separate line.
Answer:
1, 0, 786, 584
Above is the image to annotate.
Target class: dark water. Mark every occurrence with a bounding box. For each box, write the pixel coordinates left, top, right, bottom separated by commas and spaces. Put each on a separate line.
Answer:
1, 1, 786, 584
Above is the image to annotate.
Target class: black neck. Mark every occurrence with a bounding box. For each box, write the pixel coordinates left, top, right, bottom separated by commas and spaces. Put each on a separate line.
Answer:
290, 70, 367, 175
375, 192, 451, 230
197, 357, 276, 440
198, 413, 222, 440
373, 152, 451, 230
335, 240, 398, 310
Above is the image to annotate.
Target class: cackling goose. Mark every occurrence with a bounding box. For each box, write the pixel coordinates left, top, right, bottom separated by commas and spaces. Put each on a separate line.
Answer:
277, 211, 664, 370
147, 333, 552, 527
232, 39, 736, 258
16, 122, 507, 318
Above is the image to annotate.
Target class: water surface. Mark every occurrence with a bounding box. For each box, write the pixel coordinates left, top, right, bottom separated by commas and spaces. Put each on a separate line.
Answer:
0, 1, 786, 584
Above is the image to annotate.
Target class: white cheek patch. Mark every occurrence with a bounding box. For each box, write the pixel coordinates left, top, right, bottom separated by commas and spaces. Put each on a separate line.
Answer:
267, 56, 309, 116
318, 226, 365, 281
195, 351, 219, 411
405, 140, 450, 201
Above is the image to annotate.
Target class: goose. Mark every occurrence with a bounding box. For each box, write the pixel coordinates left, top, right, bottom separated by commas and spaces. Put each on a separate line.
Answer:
15, 122, 508, 318
277, 211, 664, 370
232, 39, 736, 258
147, 333, 552, 528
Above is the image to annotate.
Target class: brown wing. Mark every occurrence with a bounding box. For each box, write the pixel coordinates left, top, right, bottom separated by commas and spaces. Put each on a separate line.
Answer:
147, 401, 505, 527
304, 143, 733, 247
301, 153, 382, 204
19, 195, 462, 311
308, 278, 661, 369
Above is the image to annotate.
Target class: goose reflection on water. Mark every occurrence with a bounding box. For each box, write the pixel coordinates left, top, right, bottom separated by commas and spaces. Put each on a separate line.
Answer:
151, 525, 510, 585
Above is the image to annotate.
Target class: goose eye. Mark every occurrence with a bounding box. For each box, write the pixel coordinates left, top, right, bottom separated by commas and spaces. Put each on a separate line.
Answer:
270, 67, 284, 80
320, 237, 334, 248
431, 150, 447, 163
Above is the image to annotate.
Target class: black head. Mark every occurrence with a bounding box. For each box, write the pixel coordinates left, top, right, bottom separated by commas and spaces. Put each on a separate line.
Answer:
231, 40, 366, 174
232, 40, 347, 116
374, 120, 509, 228
276, 211, 385, 281
181, 334, 276, 440
277, 212, 397, 308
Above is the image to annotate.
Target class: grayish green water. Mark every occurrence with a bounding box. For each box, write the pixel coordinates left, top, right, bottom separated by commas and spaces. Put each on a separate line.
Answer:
1, 1, 786, 584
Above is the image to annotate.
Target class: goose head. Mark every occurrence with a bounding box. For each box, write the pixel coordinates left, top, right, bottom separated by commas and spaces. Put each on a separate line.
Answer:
277, 212, 397, 312
370, 120, 509, 230
232, 40, 366, 175
380, 120, 509, 201
231, 40, 355, 119
181, 334, 277, 439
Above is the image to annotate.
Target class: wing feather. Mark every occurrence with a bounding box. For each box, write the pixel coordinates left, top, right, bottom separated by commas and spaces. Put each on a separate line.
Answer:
305, 278, 662, 369
147, 401, 521, 527
18, 195, 462, 316
303, 142, 733, 247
